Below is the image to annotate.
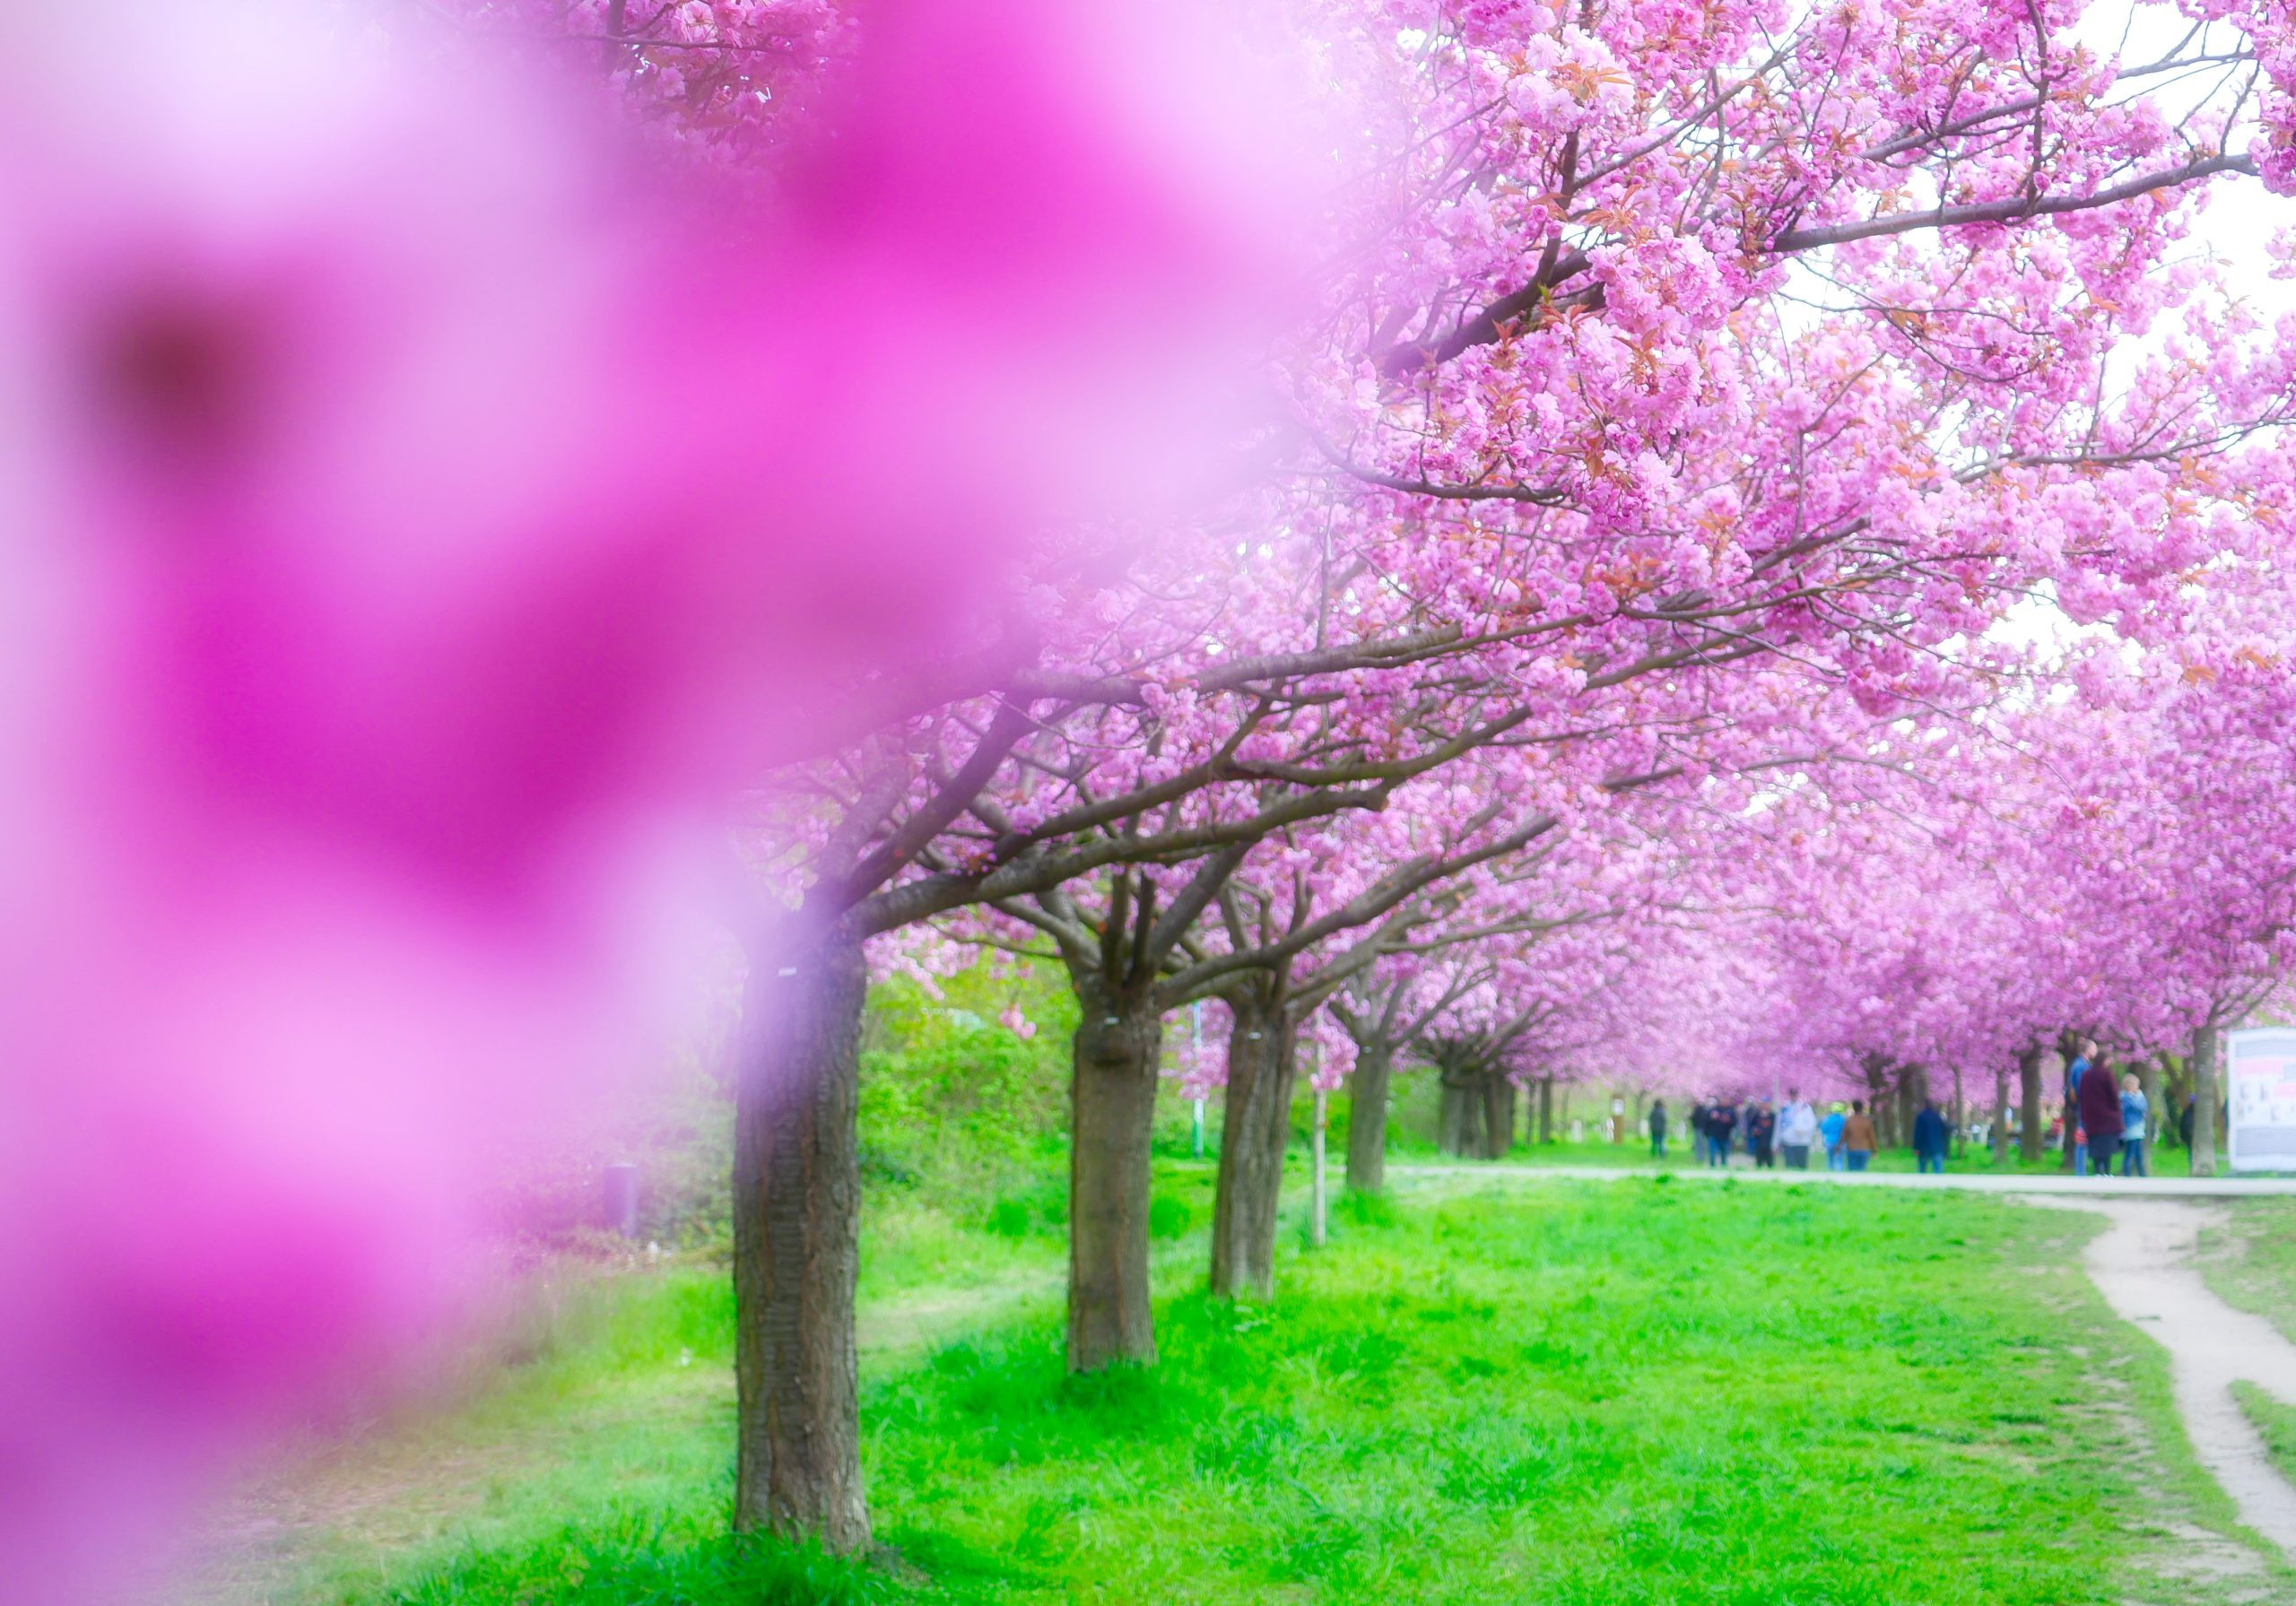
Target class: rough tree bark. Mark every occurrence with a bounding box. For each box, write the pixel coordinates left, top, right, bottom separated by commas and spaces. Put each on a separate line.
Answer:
2193, 1026, 2222, 1178
733, 928, 870, 1551
2138, 1055, 2163, 1150
1065, 975, 1163, 1370
1480, 1071, 1516, 1159
1209, 990, 1300, 1299
1893, 1067, 1924, 1153
2161, 1053, 2188, 1150
2018, 1046, 2044, 1164
1344, 1042, 1393, 1193
1991, 1063, 2010, 1166
1438, 1064, 1482, 1157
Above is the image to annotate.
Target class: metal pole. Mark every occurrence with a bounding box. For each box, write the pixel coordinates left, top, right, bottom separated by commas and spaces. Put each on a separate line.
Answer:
1311, 1086, 1328, 1247
1190, 1001, 1205, 1159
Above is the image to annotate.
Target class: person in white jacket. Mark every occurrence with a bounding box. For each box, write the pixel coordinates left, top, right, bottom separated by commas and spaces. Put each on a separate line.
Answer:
1778, 1090, 1820, 1170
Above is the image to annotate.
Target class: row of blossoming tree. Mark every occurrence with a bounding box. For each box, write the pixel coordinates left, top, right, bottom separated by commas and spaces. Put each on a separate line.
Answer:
11, 0, 2296, 1594
708, 0, 2296, 1550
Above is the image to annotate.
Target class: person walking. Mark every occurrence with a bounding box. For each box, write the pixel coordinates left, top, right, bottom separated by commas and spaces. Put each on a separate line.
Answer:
2075, 1045, 2125, 1182
1821, 1102, 1848, 1171
1705, 1098, 1737, 1168
1779, 1090, 1819, 1170
2118, 1073, 2150, 1178
1690, 1098, 1711, 1166
2064, 1043, 2092, 1172
1840, 1100, 1879, 1172
1747, 1100, 1778, 1168
1913, 1099, 1949, 1174
1649, 1098, 1670, 1160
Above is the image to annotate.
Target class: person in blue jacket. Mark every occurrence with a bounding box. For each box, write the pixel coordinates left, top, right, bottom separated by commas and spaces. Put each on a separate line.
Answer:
1821, 1103, 1848, 1171
2066, 1043, 2093, 1174
2118, 1073, 2150, 1177
1913, 1099, 1950, 1174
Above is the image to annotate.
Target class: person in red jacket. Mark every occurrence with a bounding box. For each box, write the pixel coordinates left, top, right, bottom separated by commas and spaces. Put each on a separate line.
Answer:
2074, 1041, 2125, 1180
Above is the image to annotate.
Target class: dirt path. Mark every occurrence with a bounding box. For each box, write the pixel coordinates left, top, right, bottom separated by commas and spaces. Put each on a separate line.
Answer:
2035, 1197, 2296, 1558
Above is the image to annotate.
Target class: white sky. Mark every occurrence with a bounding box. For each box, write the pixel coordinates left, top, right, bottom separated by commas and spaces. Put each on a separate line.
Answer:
1985, 4, 2292, 659
2083, 2, 2296, 317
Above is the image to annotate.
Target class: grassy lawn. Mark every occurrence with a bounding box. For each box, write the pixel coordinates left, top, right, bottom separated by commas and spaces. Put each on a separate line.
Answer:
2232, 1382, 2296, 1489
258, 1169, 2286, 1606
2201, 1200, 2296, 1346
1481, 1133, 2180, 1177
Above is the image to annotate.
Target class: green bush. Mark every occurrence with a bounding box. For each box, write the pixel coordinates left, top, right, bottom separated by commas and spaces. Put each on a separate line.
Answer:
480, 956, 1097, 1254
976, 1173, 1068, 1239
1334, 1187, 1396, 1228
858, 964, 1076, 1210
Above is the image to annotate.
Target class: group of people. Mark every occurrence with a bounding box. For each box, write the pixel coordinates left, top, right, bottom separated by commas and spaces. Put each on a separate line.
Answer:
1643, 1045, 2161, 1178
1648, 1093, 1953, 1173
2062, 1039, 2152, 1177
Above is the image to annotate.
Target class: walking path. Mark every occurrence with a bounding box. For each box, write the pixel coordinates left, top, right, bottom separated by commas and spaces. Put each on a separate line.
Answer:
1394, 1160, 2296, 1560
2031, 1196, 2296, 1557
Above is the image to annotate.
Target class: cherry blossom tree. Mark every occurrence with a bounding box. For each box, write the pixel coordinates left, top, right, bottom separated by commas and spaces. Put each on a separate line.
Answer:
0, 0, 1326, 1588
722, 0, 2296, 1548
33, 0, 2283, 1574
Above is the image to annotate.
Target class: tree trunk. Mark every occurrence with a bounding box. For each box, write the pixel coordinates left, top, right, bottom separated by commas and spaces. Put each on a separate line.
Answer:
1481, 1071, 1515, 1159
1065, 979, 1163, 1370
1537, 1077, 1554, 1143
1344, 1041, 1393, 1193
2161, 1054, 2188, 1149
1991, 1063, 2010, 1166
2138, 1054, 2163, 1148
1893, 1069, 1921, 1153
1438, 1068, 1481, 1157
2193, 1026, 2222, 1178
1209, 993, 1299, 1299
2017, 1046, 2043, 1164
1951, 1068, 1965, 1159
733, 928, 870, 1550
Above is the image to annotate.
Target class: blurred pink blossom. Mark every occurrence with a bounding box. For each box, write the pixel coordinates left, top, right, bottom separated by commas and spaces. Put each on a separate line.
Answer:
0, 0, 1318, 1596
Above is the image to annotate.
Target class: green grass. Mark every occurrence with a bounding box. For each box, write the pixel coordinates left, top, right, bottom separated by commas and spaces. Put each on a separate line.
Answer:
376, 1513, 891, 1605
311, 1173, 2275, 1606
2200, 1200, 2296, 1346
2232, 1381, 2296, 1491
1483, 1133, 2115, 1176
